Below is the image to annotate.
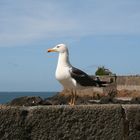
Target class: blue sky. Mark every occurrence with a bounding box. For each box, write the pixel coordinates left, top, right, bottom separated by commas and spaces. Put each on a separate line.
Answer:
0, 0, 140, 91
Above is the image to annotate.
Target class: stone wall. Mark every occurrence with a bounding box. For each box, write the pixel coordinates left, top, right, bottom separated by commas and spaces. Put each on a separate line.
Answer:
0, 105, 140, 140
117, 85, 140, 91
95, 75, 140, 91
116, 76, 140, 85
116, 76, 140, 91
61, 76, 140, 98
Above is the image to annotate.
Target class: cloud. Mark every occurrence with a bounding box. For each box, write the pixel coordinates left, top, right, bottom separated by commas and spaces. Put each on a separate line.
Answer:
0, 0, 80, 47
0, 0, 140, 47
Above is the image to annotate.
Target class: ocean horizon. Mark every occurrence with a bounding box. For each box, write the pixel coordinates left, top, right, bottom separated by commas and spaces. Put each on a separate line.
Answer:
0, 91, 58, 104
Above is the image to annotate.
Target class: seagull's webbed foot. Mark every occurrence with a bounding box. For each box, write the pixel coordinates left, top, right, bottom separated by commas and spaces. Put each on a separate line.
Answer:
69, 98, 74, 106
69, 102, 74, 106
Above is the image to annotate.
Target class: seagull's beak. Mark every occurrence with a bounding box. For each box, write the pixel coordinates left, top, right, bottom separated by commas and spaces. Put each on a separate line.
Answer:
47, 48, 57, 53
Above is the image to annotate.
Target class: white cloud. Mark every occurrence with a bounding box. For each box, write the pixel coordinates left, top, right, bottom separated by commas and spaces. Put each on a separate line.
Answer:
0, 0, 140, 47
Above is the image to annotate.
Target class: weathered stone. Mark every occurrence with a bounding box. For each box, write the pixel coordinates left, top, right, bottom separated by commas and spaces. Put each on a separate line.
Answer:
100, 96, 113, 104
8, 95, 140, 107
46, 94, 69, 105
8, 96, 43, 106
131, 97, 140, 104
0, 105, 123, 140
122, 105, 140, 140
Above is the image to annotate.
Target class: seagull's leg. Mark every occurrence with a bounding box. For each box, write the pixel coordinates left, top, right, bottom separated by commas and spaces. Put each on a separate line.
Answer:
72, 90, 76, 105
69, 90, 74, 105
75, 90, 77, 105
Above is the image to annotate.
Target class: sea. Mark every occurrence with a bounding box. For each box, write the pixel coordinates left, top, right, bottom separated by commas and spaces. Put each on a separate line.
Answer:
0, 92, 57, 104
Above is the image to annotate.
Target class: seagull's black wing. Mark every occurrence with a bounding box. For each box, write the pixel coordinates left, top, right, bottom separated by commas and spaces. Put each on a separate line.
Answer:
70, 67, 97, 87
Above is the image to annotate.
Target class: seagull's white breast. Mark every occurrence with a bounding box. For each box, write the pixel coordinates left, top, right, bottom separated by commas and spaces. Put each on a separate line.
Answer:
55, 66, 76, 89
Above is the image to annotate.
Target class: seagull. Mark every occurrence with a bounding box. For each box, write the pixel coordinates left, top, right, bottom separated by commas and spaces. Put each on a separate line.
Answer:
47, 44, 107, 105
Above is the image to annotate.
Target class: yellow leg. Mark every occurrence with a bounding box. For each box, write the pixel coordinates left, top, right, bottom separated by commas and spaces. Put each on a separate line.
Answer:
72, 90, 76, 105
69, 90, 74, 105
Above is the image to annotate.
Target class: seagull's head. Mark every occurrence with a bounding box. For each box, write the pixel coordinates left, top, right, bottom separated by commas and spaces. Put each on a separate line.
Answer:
48, 44, 68, 54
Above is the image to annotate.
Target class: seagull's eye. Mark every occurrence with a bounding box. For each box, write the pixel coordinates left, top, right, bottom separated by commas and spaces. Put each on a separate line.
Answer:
57, 46, 60, 48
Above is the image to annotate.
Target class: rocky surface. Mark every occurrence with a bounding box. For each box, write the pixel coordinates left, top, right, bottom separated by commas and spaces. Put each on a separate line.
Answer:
0, 104, 140, 140
7, 94, 140, 106
0, 105, 123, 140
1, 92, 140, 140
8, 96, 44, 106
122, 105, 140, 140
117, 89, 140, 98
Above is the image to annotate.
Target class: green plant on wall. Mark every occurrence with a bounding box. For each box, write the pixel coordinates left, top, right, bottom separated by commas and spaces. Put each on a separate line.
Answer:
95, 66, 112, 76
